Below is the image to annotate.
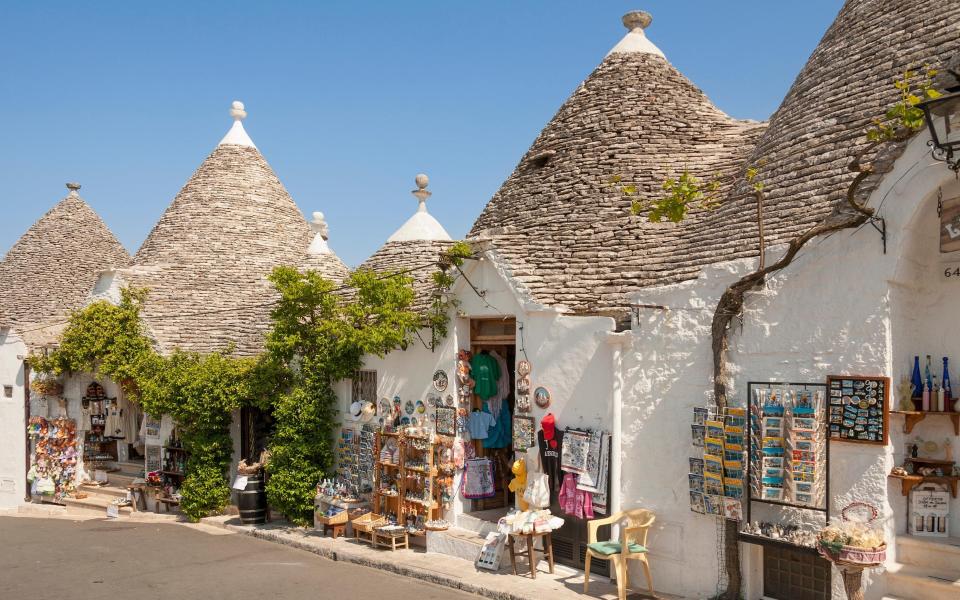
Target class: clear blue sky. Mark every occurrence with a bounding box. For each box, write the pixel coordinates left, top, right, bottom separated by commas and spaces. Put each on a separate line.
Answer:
0, 1, 842, 267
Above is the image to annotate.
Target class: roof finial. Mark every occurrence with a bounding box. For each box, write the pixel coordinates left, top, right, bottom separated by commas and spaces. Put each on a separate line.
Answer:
622, 11, 652, 30
310, 211, 330, 241
230, 100, 247, 121
66, 182, 81, 197
412, 173, 431, 212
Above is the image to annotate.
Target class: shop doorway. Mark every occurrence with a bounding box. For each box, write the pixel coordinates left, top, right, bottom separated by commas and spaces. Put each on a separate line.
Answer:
469, 317, 516, 514
240, 406, 273, 463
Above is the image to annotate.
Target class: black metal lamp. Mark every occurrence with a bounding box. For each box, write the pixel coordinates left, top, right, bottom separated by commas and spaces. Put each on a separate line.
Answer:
920, 92, 960, 171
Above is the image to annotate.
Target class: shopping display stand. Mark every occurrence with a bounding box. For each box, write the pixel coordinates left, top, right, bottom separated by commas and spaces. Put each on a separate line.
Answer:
741, 381, 830, 553
371, 431, 443, 539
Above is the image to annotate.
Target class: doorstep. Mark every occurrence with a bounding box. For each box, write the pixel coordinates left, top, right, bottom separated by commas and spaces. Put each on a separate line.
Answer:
200, 515, 685, 600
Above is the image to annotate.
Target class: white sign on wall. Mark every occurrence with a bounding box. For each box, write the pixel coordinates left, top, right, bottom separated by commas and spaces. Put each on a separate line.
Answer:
910, 487, 949, 537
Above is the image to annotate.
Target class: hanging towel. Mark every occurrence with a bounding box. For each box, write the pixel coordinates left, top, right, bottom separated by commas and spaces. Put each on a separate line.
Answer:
560, 429, 590, 474
463, 458, 496, 499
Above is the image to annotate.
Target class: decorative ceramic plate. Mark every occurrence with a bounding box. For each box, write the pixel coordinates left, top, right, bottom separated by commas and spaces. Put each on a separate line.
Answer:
517, 360, 532, 377
534, 386, 551, 409
433, 370, 449, 392
379, 398, 391, 416
445, 394, 455, 407
416, 400, 426, 414
405, 400, 415, 415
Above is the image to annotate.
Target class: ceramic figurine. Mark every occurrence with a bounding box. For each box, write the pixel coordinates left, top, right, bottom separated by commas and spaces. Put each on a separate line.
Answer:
897, 377, 915, 411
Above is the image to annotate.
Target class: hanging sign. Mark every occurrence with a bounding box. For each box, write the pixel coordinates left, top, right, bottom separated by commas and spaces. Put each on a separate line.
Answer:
941, 195, 960, 253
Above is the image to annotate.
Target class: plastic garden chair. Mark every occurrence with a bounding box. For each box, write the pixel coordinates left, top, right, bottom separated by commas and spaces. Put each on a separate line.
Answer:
583, 508, 656, 599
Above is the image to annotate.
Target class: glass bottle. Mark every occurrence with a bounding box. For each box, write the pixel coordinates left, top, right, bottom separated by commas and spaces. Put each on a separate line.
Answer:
925, 355, 933, 392
911, 356, 923, 410
943, 357, 952, 405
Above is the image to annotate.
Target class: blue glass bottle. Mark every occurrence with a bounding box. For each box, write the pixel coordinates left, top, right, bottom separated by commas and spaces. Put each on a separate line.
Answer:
925, 355, 933, 393
943, 357, 952, 405
911, 356, 923, 410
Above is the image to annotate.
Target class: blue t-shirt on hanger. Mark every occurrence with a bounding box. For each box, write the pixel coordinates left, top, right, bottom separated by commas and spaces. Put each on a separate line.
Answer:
467, 410, 496, 440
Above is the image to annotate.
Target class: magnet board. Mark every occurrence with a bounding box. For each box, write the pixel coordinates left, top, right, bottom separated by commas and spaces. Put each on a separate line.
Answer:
512, 415, 535, 451
826, 375, 889, 445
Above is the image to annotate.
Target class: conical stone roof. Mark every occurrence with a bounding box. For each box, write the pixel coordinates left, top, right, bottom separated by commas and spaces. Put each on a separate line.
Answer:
0, 184, 129, 331
717, 0, 960, 252
360, 174, 453, 314
125, 102, 348, 356
469, 12, 765, 314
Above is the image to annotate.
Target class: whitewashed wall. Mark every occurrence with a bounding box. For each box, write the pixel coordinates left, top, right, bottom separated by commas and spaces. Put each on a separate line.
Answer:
624, 133, 959, 600
0, 332, 27, 508
350, 253, 619, 519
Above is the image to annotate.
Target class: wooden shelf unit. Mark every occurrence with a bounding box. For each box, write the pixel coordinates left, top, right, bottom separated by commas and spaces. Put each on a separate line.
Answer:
890, 410, 960, 435
373, 431, 443, 533
888, 472, 959, 497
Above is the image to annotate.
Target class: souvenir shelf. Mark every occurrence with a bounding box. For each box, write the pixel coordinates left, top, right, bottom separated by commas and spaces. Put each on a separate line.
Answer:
890, 410, 960, 435
373, 431, 444, 536
742, 381, 830, 551
888, 472, 959, 497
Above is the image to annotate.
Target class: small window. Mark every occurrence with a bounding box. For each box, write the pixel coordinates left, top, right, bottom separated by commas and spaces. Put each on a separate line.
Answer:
351, 370, 377, 405
3, 385, 12, 398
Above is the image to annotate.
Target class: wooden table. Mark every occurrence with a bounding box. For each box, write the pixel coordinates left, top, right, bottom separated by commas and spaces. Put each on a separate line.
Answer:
373, 530, 409, 551
508, 531, 555, 579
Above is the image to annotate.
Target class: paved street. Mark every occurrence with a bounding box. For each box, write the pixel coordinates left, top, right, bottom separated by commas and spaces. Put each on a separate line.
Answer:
0, 517, 479, 599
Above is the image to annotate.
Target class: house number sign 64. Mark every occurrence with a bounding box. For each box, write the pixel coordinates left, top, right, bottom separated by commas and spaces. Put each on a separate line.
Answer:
944, 264, 960, 278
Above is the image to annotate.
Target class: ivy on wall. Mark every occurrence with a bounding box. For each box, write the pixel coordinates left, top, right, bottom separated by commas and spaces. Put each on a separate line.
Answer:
261, 266, 422, 525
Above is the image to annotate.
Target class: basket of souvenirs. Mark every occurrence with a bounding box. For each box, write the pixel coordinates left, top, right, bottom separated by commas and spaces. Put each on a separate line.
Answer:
31, 378, 63, 397
424, 519, 450, 532
315, 506, 349, 526
351, 512, 387, 534
375, 524, 408, 539
817, 502, 887, 567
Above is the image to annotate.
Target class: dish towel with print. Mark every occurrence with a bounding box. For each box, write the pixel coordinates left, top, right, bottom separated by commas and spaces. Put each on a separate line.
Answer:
576, 430, 603, 488
560, 428, 590, 474
463, 458, 496, 499
559, 473, 594, 520
577, 432, 610, 515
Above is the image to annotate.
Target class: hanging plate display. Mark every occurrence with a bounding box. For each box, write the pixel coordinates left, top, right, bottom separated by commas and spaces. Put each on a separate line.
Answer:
416, 400, 426, 414
433, 370, 449, 392
517, 377, 531, 395
534, 386, 551, 409
445, 394, 455, 407
516, 394, 531, 414
379, 398, 391, 416
517, 360, 532, 377
404, 400, 415, 415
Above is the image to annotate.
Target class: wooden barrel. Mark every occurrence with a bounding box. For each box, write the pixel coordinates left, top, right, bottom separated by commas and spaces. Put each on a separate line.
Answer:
236, 473, 267, 524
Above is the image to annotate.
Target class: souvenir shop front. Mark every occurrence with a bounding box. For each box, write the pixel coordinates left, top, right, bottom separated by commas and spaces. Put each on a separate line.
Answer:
623, 136, 960, 600
23, 373, 173, 512
327, 252, 623, 575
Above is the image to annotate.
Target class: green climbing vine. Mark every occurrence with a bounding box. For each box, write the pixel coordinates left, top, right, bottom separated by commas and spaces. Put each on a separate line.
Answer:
427, 240, 474, 349
261, 266, 422, 525
29, 287, 259, 522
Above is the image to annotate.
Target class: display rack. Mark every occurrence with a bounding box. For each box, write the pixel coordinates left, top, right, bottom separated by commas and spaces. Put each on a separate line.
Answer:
744, 381, 830, 525
373, 431, 443, 536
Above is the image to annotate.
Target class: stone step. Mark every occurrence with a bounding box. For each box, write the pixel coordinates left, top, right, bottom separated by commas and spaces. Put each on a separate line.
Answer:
63, 495, 134, 518
886, 562, 960, 600
896, 534, 960, 572
78, 482, 130, 499
455, 512, 502, 537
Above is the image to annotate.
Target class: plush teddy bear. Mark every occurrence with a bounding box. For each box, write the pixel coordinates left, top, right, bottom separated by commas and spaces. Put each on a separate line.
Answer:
508, 458, 529, 511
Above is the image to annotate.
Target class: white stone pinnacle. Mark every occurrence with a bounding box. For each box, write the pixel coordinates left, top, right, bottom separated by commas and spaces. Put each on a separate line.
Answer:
608, 10, 665, 58
219, 99, 257, 148
386, 173, 452, 242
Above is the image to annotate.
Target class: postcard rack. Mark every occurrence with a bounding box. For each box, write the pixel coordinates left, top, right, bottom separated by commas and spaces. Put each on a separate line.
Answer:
745, 381, 830, 525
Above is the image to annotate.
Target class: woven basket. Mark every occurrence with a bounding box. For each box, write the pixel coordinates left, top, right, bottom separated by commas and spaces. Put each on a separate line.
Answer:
818, 502, 887, 568
375, 525, 408, 539
352, 512, 387, 533
315, 509, 349, 526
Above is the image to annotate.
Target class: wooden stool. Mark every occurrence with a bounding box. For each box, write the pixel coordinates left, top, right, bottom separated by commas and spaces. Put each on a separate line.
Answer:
508, 531, 555, 579
324, 523, 346, 539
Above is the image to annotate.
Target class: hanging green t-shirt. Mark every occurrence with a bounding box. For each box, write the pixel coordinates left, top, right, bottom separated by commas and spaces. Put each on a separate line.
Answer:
470, 352, 501, 400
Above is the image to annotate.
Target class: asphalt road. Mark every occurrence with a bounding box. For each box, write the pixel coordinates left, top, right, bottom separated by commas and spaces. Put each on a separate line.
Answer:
0, 517, 479, 599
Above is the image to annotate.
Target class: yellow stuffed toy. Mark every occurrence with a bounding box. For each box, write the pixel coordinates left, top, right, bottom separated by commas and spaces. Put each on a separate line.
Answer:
508, 458, 529, 510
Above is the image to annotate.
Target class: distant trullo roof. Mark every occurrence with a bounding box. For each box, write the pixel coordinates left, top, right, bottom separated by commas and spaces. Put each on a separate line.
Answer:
360, 174, 453, 314
121, 101, 349, 356
469, 11, 766, 315
0, 184, 129, 335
